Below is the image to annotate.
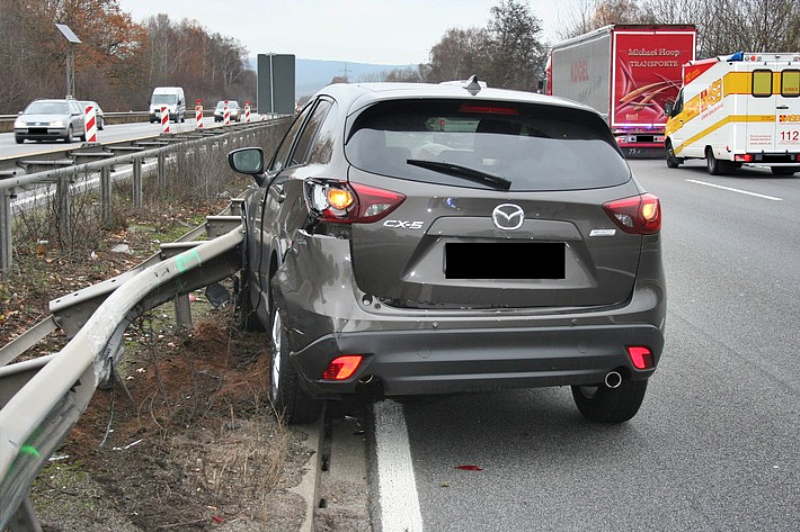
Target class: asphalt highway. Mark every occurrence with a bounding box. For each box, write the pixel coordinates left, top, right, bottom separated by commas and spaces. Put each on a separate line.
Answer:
0, 116, 241, 159
378, 159, 800, 531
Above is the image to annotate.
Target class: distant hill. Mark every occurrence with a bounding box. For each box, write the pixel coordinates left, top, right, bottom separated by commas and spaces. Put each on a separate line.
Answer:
248, 57, 418, 98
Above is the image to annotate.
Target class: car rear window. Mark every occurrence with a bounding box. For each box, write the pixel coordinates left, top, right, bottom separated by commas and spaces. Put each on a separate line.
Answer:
345, 99, 630, 191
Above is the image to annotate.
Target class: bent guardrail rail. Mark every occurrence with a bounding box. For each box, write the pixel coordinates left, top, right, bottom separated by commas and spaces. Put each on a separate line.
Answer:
0, 218, 245, 529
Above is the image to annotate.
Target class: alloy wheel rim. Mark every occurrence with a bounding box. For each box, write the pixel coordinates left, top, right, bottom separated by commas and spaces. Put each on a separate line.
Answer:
271, 311, 282, 399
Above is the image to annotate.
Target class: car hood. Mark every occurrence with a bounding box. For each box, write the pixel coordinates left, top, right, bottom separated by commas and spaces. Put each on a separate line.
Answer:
20, 113, 70, 123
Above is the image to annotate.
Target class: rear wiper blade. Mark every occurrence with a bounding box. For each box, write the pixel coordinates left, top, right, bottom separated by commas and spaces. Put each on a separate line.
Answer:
406, 159, 511, 191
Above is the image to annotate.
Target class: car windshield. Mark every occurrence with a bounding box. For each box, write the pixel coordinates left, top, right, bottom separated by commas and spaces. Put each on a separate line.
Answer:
346, 99, 631, 191
152, 94, 177, 105
25, 101, 69, 114
216, 101, 238, 108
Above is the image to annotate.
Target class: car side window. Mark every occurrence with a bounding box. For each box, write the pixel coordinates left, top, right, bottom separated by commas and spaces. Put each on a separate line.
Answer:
290, 99, 333, 166
269, 105, 313, 174
672, 90, 684, 116
309, 102, 339, 165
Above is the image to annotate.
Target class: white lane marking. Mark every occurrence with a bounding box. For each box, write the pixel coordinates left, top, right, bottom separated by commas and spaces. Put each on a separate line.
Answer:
685, 179, 783, 201
374, 400, 424, 532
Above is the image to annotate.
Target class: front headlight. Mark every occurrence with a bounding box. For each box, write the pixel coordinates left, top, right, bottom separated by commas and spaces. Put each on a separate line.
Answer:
50, 121, 65, 128
14, 118, 25, 128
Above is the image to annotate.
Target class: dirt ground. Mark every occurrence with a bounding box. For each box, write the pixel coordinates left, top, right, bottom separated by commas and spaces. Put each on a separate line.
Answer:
31, 307, 315, 531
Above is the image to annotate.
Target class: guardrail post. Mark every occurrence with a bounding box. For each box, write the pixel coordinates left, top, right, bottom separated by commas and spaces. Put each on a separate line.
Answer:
100, 166, 112, 225
55, 173, 72, 244
8, 497, 42, 532
0, 187, 12, 277
174, 294, 192, 329
157, 150, 166, 190
132, 157, 143, 208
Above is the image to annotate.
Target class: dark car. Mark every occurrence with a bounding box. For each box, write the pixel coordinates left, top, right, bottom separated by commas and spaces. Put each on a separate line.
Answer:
228, 79, 666, 425
14, 99, 86, 144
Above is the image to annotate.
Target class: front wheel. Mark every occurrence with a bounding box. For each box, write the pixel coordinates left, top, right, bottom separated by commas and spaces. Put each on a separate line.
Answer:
63, 126, 73, 144
269, 286, 322, 425
15, 136, 23, 144
771, 167, 798, 176
665, 141, 681, 168
571, 378, 647, 423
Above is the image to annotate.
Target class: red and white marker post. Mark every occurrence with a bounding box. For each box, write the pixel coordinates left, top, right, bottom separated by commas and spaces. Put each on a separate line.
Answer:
160, 106, 170, 134
83, 104, 98, 143
223, 100, 231, 126
244, 102, 251, 123
195, 99, 203, 129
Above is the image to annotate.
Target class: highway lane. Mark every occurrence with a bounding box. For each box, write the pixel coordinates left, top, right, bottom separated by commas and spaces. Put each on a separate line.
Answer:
0, 116, 250, 159
377, 159, 800, 531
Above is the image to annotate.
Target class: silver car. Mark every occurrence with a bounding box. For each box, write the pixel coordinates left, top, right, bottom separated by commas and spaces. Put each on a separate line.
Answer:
14, 99, 86, 144
214, 100, 241, 122
80, 101, 105, 130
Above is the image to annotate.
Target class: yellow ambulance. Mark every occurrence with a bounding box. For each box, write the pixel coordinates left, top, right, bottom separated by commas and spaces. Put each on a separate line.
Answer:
665, 52, 800, 175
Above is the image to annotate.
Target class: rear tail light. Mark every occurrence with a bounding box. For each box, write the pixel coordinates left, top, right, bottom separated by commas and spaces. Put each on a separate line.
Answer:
734, 154, 754, 162
795, 154, 800, 162
322, 355, 363, 380
458, 104, 519, 115
602, 193, 661, 235
306, 180, 405, 224
626, 346, 654, 370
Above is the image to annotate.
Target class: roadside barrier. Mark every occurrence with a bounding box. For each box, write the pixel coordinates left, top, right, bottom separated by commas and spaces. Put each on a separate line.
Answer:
245, 102, 251, 123
83, 105, 98, 143
224, 100, 231, 126
160, 106, 170, 134
195, 99, 204, 129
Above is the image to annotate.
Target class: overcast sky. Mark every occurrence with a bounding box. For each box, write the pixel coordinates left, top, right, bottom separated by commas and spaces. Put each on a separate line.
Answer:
118, 0, 583, 65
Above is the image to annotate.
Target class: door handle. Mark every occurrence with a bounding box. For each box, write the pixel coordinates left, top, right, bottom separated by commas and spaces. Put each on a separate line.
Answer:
777, 105, 789, 110
272, 184, 286, 203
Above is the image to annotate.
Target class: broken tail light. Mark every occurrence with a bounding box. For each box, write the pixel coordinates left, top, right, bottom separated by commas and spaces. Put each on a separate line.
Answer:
603, 193, 661, 235
306, 180, 405, 224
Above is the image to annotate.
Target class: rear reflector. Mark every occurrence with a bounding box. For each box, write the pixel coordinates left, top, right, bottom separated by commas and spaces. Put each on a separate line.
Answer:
322, 355, 363, 380
627, 346, 654, 370
734, 154, 754, 162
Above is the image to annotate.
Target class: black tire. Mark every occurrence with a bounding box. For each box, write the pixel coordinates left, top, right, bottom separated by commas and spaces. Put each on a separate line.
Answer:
665, 140, 681, 168
771, 167, 798, 176
98, 118, 104, 131
571, 378, 648, 423
15, 136, 23, 144
235, 270, 263, 331
706, 148, 733, 175
269, 284, 322, 424
63, 126, 73, 144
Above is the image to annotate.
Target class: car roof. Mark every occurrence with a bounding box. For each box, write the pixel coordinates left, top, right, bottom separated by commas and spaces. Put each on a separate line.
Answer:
312, 82, 596, 116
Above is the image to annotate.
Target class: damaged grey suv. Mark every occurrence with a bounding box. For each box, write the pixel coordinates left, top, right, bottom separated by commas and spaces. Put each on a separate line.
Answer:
228, 79, 665, 425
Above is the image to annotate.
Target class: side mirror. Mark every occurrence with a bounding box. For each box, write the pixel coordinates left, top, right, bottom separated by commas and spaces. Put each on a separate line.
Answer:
228, 147, 266, 186
664, 101, 674, 116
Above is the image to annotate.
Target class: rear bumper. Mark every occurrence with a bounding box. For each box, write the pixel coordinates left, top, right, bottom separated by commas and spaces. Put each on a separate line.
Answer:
293, 324, 662, 397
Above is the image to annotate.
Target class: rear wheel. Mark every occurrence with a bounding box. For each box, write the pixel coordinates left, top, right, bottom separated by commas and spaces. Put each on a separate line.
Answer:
98, 118, 104, 130
269, 285, 322, 424
771, 167, 798, 176
665, 140, 681, 168
706, 148, 733, 175
14, 136, 23, 144
571, 378, 647, 423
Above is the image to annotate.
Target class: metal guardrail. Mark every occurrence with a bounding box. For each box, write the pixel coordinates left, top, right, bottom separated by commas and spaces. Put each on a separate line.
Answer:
0, 117, 289, 275
0, 108, 229, 121
0, 202, 246, 530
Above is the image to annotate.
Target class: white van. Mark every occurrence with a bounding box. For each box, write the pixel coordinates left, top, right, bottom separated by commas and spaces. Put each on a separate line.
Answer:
665, 52, 800, 175
149, 87, 186, 123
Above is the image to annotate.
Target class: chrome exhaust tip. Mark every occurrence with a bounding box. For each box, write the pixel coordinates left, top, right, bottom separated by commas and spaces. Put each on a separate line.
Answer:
604, 370, 623, 389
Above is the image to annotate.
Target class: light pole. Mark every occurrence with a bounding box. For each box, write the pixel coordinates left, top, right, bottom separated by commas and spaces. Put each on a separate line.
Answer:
55, 23, 81, 99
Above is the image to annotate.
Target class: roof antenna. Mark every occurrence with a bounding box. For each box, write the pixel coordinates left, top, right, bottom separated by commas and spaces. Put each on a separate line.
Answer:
464, 75, 482, 95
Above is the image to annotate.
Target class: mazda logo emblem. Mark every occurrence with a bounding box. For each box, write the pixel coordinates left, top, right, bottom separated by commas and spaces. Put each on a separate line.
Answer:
492, 203, 525, 230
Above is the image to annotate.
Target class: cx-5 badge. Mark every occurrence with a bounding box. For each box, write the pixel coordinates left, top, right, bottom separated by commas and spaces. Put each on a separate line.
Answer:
492, 203, 525, 230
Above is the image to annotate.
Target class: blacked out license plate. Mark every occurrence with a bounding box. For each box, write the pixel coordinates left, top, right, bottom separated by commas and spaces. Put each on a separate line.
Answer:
445, 242, 565, 279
